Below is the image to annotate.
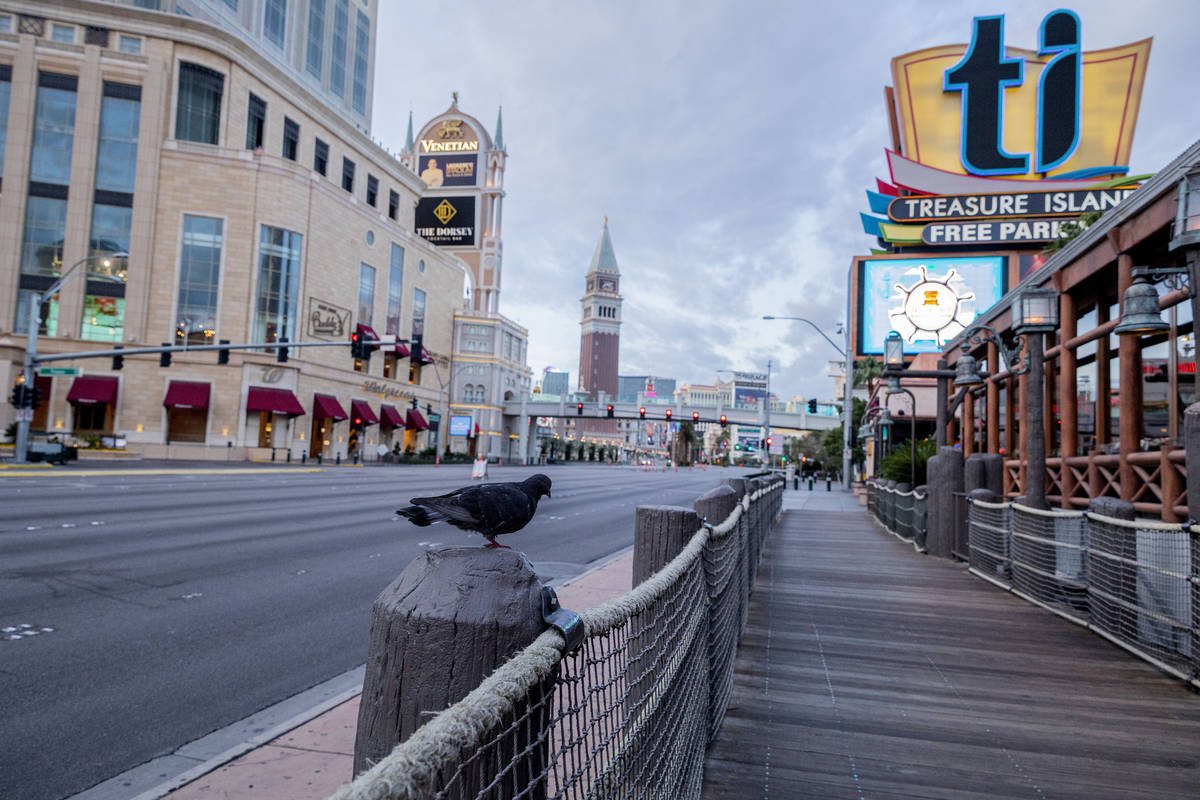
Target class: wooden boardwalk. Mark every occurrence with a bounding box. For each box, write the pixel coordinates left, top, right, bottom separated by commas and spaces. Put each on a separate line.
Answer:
702, 489, 1200, 799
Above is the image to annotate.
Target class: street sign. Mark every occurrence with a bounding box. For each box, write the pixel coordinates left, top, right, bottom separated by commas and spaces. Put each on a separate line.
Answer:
15, 408, 33, 422
37, 367, 79, 376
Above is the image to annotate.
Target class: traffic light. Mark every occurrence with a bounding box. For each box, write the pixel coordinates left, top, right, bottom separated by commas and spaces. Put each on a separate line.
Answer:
276, 337, 289, 363
719, 414, 727, 427
10, 384, 26, 408
808, 398, 818, 413
218, 339, 230, 365
692, 411, 700, 423
765, 437, 773, 447
112, 345, 124, 370
665, 409, 672, 421
576, 402, 584, 415
160, 343, 171, 367
639, 407, 646, 419
606, 404, 614, 418
734, 442, 741, 451
29, 386, 42, 409
350, 330, 362, 359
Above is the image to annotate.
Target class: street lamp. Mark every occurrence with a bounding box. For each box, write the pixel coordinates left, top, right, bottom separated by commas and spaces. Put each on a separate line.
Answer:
14, 252, 129, 464
763, 313, 852, 486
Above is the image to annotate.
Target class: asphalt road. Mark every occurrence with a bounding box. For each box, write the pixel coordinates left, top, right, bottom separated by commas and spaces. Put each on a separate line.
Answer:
0, 461, 753, 800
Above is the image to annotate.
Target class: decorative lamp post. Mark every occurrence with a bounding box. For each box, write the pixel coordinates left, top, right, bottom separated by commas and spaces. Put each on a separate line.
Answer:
1013, 286, 1059, 508
884, 330, 904, 367
1114, 275, 1170, 336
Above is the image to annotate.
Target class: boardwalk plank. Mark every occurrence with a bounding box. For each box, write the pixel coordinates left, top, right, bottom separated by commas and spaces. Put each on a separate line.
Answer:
701, 496, 1200, 799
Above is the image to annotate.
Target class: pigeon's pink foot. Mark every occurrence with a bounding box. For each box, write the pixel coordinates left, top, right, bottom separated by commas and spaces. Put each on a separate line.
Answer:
484, 541, 511, 549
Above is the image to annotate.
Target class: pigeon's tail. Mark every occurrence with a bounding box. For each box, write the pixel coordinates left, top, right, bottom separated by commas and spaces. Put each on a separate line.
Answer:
394, 505, 445, 527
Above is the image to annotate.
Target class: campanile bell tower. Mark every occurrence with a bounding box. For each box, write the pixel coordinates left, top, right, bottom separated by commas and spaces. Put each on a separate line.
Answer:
578, 218, 622, 400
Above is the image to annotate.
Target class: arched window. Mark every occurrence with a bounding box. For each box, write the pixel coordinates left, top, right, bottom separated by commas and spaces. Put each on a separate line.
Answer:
462, 384, 474, 402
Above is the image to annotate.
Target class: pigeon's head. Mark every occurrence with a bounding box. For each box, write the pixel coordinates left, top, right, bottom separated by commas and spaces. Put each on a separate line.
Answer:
524, 473, 552, 500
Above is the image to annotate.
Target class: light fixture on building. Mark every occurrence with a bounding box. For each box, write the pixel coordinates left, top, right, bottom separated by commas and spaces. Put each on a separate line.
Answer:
1114, 274, 1170, 336
1014, 286, 1060, 334
884, 330, 904, 366
952, 346, 983, 388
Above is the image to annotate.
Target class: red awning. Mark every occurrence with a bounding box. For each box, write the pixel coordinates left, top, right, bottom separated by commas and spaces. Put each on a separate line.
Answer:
67, 376, 118, 405
406, 409, 429, 431
379, 404, 404, 427
419, 346, 434, 365
246, 387, 305, 416
393, 341, 410, 357
350, 399, 378, 426
313, 393, 348, 421
163, 380, 210, 410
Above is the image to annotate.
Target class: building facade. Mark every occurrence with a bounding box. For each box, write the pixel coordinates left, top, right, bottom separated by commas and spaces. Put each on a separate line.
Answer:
0, 0, 468, 461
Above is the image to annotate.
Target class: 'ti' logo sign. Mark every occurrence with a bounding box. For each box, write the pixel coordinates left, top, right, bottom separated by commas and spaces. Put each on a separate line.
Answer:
889, 10, 1150, 182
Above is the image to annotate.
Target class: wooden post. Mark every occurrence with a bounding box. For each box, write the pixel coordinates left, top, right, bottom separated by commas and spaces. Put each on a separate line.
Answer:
1059, 289, 1078, 508
1018, 370, 1028, 496
987, 343, 1000, 454
354, 547, 547, 789
963, 391, 975, 458
633, 505, 701, 584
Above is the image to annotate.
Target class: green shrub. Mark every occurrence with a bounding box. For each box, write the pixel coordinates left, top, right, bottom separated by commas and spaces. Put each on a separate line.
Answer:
878, 438, 937, 485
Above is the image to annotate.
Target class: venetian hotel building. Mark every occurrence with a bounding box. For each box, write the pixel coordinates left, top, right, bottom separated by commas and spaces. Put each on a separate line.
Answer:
0, 0, 473, 461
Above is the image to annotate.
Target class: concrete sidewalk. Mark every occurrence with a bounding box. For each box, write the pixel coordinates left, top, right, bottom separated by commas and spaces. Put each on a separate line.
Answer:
149, 549, 637, 800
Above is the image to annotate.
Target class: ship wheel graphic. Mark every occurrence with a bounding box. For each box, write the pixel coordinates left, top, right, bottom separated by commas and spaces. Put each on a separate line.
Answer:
888, 265, 976, 346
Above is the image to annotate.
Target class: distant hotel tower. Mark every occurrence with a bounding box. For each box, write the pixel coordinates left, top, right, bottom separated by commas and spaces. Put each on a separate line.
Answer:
578, 219, 622, 401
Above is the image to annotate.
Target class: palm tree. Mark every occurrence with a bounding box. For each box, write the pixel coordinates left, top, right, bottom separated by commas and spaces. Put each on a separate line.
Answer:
854, 357, 884, 388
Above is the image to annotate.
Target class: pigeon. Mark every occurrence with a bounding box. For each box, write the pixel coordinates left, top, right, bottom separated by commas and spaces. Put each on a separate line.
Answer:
394, 474, 552, 548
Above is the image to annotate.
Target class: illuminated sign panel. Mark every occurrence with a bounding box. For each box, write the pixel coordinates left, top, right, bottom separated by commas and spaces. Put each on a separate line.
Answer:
890, 11, 1150, 181
449, 415, 473, 436
415, 196, 476, 246
418, 119, 480, 153
888, 187, 1136, 223
419, 154, 478, 188
857, 256, 1006, 354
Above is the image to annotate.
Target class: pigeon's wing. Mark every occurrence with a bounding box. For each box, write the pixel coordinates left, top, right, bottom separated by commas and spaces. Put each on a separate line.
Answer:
413, 483, 533, 536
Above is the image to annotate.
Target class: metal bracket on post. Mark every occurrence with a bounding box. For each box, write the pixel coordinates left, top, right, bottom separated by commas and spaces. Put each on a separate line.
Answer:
541, 586, 584, 652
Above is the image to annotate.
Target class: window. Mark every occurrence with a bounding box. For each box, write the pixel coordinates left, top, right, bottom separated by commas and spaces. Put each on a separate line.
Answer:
330, 0, 348, 98
176, 216, 222, 345
306, 0, 325, 78
31, 73, 77, 186
0, 66, 11, 181
341, 156, 354, 192
16, 196, 68, 334
366, 174, 377, 206
388, 189, 399, 220
463, 384, 474, 402
246, 92, 266, 150
95, 84, 140, 194
409, 287, 426, 383
352, 10, 369, 114
254, 225, 302, 347
264, 0, 287, 49
282, 117, 299, 160
385, 243, 403, 338
51, 24, 75, 44
133, 0, 162, 7
87, 203, 131, 263
0, 15, 11, 33
358, 262, 375, 327
313, 137, 328, 175
118, 35, 142, 54
176, 62, 223, 145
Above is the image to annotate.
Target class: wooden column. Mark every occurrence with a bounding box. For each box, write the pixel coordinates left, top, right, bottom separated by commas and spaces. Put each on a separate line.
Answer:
1096, 304, 1111, 446
987, 343, 1000, 454
1017, 370, 1028, 496
1112, 230, 1142, 503
1059, 290, 1078, 508
1005, 375, 1016, 456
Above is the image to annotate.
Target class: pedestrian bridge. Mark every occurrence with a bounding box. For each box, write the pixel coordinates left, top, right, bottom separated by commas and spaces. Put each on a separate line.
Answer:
502, 397, 843, 432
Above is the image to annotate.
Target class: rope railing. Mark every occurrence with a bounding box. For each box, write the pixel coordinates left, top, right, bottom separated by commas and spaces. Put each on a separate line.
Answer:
866, 478, 928, 553
329, 478, 783, 800
964, 496, 1199, 689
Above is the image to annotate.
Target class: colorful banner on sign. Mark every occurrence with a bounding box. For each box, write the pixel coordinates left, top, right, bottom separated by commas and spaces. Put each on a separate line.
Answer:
449, 415, 473, 436
415, 196, 476, 246
857, 256, 1006, 354
890, 11, 1150, 181
418, 154, 478, 188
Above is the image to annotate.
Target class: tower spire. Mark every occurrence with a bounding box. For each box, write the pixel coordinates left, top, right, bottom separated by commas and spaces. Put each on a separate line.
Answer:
494, 106, 504, 151
404, 109, 414, 153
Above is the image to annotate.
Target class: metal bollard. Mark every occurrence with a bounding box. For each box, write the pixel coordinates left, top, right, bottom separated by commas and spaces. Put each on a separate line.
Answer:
301, 451, 307, 464
271, 447, 276, 462
793, 476, 799, 490
826, 478, 832, 492
808, 478, 813, 491
287, 449, 292, 463
336, 453, 341, 465
317, 452, 322, 465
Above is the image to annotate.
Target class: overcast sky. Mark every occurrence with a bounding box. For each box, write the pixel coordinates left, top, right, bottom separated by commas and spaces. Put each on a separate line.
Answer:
372, 0, 1200, 403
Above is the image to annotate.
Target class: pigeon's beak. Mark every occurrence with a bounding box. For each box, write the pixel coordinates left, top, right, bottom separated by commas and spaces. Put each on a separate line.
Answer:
390, 513, 402, 521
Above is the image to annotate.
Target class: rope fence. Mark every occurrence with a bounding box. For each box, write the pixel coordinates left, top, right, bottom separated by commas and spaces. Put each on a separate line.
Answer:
866, 479, 928, 553
329, 476, 783, 800
965, 496, 1199, 688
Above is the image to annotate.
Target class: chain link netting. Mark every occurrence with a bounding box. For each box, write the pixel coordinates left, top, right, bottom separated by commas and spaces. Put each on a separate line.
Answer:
1087, 515, 1194, 679
867, 479, 927, 552
330, 479, 782, 800
962, 498, 1199, 687
967, 498, 1012, 587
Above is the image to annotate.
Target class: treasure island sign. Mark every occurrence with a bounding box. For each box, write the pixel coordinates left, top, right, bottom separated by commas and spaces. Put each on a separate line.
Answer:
874, 9, 1151, 246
